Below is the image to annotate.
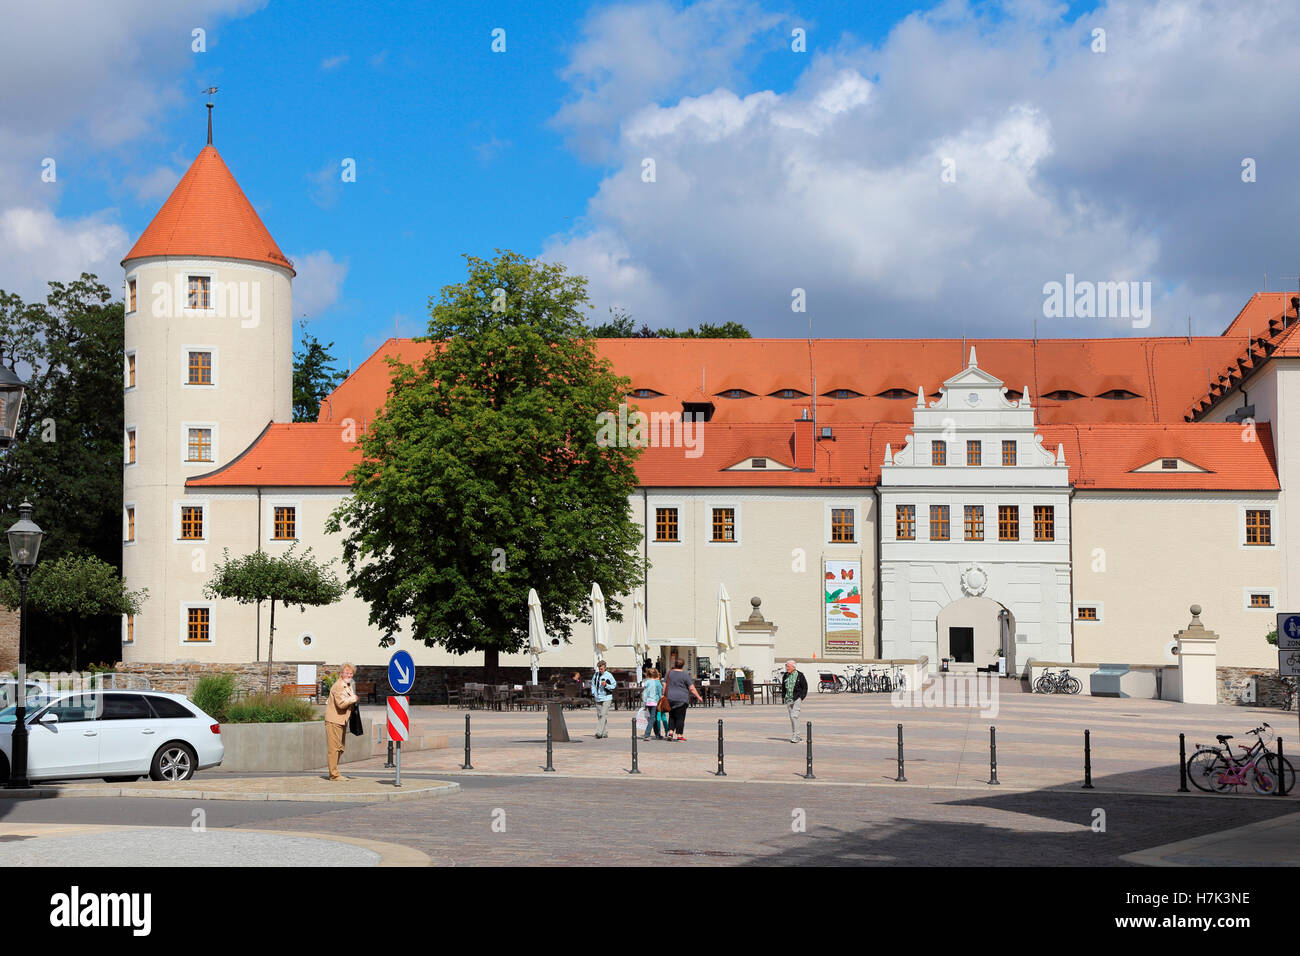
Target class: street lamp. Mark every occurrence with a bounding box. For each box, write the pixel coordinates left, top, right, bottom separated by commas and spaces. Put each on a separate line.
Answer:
6, 502, 43, 789
0, 342, 27, 449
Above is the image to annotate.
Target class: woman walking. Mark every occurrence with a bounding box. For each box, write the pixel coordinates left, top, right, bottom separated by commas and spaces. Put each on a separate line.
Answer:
325, 663, 359, 781
665, 659, 703, 741
641, 668, 664, 740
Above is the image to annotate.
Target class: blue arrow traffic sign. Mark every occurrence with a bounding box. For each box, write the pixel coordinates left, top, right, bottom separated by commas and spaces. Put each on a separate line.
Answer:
388, 650, 415, 695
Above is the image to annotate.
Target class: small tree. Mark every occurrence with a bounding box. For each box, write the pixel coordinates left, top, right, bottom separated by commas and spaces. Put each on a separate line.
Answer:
292, 322, 347, 422
0, 553, 146, 671
204, 545, 345, 693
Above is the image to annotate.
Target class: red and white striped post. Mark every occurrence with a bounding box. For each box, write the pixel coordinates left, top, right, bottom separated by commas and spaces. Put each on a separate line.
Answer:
387, 696, 410, 787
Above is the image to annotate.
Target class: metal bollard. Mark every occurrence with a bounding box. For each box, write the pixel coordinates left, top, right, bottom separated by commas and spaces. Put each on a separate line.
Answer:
1276, 737, 1286, 797
385, 739, 395, 769
631, 718, 641, 774
461, 714, 473, 770
895, 723, 907, 782
544, 714, 555, 772
804, 721, 816, 779
1082, 729, 1094, 790
716, 719, 726, 777
1178, 733, 1189, 792
988, 726, 1000, 785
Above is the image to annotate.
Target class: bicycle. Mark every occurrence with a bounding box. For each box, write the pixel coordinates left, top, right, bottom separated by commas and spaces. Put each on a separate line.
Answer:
1034, 667, 1081, 695
1186, 723, 1296, 795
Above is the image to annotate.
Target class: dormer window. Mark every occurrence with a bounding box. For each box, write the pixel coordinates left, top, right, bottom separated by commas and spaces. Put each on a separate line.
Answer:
876, 388, 913, 399
1043, 390, 1084, 401
1161, 458, 1177, 470
769, 388, 807, 399
752, 458, 767, 469
824, 389, 862, 400
717, 389, 755, 399
1098, 389, 1141, 400
629, 388, 662, 399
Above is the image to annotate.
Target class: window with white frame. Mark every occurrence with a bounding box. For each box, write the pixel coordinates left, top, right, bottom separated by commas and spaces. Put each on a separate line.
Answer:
182, 603, 213, 644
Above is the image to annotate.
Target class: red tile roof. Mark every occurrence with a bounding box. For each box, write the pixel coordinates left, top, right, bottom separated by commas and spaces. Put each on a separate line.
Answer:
122, 145, 294, 274
1187, 293, 1300, 419
187, 423, 359, 487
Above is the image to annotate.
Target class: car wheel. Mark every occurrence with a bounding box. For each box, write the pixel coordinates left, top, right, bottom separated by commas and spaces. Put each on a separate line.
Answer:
149, 743, 196, 782
102, 776, 142, 783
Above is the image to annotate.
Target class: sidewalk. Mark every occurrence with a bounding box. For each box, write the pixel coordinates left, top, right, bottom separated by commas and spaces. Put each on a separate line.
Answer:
0, 775, 459, 803
1121, 810, 1300, 866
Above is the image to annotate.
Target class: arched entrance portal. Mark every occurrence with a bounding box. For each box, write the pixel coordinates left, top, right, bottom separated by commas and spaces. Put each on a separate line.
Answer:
936, 598, 1014, 670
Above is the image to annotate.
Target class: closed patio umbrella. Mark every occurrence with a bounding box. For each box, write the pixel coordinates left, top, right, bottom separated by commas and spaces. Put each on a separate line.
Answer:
590, 582, 610, 670
715, 583, 736, 677
630, 588, 649, 683
527, 588, 548, 686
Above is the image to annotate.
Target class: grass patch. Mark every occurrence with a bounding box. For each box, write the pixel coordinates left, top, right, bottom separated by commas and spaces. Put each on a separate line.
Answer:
224, 693, 321, 724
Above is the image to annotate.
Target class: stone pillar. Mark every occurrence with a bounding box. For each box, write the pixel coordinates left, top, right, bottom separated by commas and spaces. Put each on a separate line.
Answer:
1174, 604, 1220, 706
735, 596, 778, 680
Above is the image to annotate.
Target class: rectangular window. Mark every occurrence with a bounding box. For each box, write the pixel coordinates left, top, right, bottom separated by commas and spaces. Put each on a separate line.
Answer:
751, 458, 767, 469
655, 507, 679, 542
1162, 458, 1178, 470
126, 429, 136, 464
1245, 510, 1271, 545
964, 505, 984, 541
187, 351, 213, 385
180, 506, 204, 540
998, 505, 1019, 541
1033, 505, 1055, 542
124, 614, 134, 644
273, 506, 296, 540
1002, 441, 1017, 466
711, 507, 736, 542
128, 279, 137, 313
929, 505, 950, 541
127, 353, 136, 389
1249, 593, 1273, 608
966, 441, 981, 466
1076, 606, 1098, 621
896, 504, 915, 541
187, 275, 211, 310
932, 441, 947, 466
126, 507, 135, 543
187, 427, 212, 462
186, 607, 210, 643
831, 508, 855, 543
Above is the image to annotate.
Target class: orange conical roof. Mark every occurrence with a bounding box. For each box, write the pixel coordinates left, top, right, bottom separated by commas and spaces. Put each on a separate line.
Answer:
122, 145, 294, 274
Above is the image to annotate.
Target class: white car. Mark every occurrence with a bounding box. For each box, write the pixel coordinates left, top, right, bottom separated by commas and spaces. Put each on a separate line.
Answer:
0, 690, 224, 783
0, 679, 51, 708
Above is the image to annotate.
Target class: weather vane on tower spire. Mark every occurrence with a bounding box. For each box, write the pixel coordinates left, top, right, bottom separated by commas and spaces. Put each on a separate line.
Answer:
204, 87, 218, 145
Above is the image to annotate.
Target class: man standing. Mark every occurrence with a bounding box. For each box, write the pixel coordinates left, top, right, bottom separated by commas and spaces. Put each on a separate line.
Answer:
592, 660, 617, 738
325, 663, 359, 780
780, 659, 808, 743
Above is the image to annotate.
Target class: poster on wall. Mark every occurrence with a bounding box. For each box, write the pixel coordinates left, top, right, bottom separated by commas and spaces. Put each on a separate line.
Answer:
824, 559, 862, 654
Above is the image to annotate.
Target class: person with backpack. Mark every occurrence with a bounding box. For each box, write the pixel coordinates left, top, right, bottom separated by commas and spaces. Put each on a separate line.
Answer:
780, 659, 808, 743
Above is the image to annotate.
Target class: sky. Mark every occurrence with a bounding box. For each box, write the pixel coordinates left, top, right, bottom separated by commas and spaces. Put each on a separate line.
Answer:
2, 0, 1299, 369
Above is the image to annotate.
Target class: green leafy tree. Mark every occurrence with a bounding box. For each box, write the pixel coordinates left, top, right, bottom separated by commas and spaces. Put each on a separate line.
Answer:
0, 554, 146, 670
327, 250, 646, 671
292, 322, 347, 422
204, 546, 345, 693
588, 308, 751, 339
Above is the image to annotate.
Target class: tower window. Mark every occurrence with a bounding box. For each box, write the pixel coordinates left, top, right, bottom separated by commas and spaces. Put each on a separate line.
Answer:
186, 607, 210, 643
188, 351, 213, 385
187, 276, 211, 310
187, 428, 212, 462
1245, 510, 1271, 545
126, 429, 136, 465
126, 353, 136, 389
127, 279, 137, 314
180, 506, 204, 540
124, 614, 135, 644
125, 506, 135, 543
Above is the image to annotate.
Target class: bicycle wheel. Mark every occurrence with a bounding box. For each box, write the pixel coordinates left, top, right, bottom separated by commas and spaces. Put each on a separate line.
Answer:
1033, 675, 1054, 694
1063, 677, 1082, 695
1186, 749, 1230, 793
1262, 753, 1296, 795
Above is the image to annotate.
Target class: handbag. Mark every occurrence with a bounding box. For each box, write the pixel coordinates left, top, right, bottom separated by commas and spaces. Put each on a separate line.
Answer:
657, 695, 671, 713
347, 704, 363, 737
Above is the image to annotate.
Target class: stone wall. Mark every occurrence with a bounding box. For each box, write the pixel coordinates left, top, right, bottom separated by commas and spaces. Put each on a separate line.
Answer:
1218, 666, 1295, 709
114, 660, 304, 696
0, 607, 16, 673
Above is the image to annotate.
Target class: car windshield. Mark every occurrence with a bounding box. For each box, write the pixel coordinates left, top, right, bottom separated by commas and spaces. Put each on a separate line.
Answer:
0, 696, 55, 724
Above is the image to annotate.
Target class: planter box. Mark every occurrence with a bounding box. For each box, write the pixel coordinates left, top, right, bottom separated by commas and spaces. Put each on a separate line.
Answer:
218, 717, 373, 773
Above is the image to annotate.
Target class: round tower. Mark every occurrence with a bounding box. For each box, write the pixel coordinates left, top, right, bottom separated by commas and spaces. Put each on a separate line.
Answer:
121, 121, 293, 664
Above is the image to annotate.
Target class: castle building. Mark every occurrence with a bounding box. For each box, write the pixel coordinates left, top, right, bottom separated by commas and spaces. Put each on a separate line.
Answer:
119, 135, 1291, 679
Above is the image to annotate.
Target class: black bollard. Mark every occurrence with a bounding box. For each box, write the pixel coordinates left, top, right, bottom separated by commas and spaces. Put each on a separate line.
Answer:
988, 726, 1000, 785
1178, 733, 1189, 792
385, 739, 395, 769
895, 723, 907, 782
716, 719, 726, 777
544, 714, 555, 772
631, 718, 641, 774
804, 721, 816, 779
1082, 729, 1094, 790
461, 714, 473, 770
1276, 737, 1286, 797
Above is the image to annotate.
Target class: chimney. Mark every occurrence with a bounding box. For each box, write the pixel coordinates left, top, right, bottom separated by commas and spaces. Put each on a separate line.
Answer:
794, 414, 815, 469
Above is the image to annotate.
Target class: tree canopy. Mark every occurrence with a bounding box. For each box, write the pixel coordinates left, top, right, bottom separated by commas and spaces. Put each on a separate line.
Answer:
588, 307, 751, 339
292, 323, 348, 422
326, 250, 646, 668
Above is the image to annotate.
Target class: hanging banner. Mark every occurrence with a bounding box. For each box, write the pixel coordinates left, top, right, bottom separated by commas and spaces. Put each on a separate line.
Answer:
824, 559, 862, 653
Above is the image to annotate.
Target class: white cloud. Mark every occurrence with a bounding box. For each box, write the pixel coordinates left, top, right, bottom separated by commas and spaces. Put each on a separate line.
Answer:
545, 0, 1300, 337
0, 207, 129, 301
126, 165, 183, 202
291, 249, 348, 319
320, 53, 349, 70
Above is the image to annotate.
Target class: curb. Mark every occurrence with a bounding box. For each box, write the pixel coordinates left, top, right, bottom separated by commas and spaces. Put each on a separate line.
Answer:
0, 781, 460, 803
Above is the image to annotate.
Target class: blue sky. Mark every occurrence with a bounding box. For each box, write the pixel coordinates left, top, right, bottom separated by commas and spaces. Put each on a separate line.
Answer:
4, 0, 1299, 369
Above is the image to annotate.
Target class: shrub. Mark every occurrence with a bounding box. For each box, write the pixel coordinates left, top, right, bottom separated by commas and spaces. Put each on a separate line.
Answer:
192, 673, 237, 722
224, 693, 321, 724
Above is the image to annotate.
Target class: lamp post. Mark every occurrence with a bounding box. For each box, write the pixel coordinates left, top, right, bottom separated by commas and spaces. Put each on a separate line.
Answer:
0, 342, 27, 449
5, 502, 42, 788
